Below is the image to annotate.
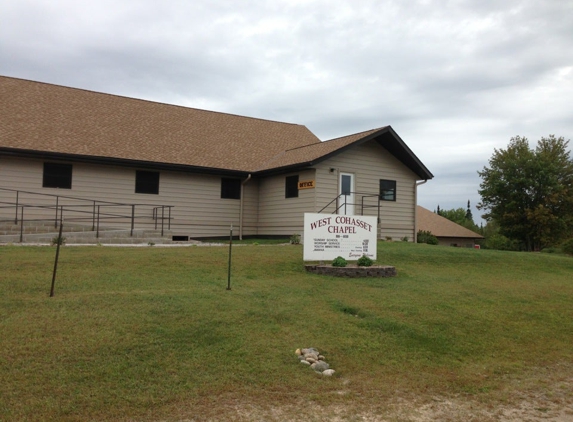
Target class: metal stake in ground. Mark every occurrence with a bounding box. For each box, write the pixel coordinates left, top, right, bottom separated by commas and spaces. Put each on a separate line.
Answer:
50, 210, 64, 297
227, 225, 232, 290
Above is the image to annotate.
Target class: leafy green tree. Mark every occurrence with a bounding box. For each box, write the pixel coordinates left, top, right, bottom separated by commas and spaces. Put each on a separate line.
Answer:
439, 207, 467, 224
437, 203, 480, 232
478, 135, 573, 251
480, 219, 520, 250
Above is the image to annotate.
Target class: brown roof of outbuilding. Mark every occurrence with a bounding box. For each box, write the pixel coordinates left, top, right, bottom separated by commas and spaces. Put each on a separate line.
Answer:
417, 206, 483, 239
0, 76, 433, 179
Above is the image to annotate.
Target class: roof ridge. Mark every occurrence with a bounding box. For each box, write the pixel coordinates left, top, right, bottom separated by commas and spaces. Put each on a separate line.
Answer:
0, 75, 304, 127
254, 150, 287, 172
324, 126, 387, 142
284, 140, 324, 152
283, 126, 389, 153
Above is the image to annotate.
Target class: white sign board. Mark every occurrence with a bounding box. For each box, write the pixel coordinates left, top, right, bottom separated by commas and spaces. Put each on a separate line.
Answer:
303, 213, 377, 261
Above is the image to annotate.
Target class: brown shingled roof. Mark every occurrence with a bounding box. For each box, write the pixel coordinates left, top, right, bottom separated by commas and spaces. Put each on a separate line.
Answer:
1, 76, 433, 179
417, 206, 483, 239
0, 76, 319, 172
256, 128, 382, 171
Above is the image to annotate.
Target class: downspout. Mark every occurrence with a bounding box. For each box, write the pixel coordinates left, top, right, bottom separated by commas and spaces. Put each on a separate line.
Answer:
239, 174, 252, 240
414, 180, 428, 243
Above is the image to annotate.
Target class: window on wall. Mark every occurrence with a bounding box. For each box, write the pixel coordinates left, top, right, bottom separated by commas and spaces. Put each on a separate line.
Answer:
135, 170, 160, 194
285, 175, 299, 198
221, 178, 241, 199
43, 162, 72, 189
379, 179, 396, 201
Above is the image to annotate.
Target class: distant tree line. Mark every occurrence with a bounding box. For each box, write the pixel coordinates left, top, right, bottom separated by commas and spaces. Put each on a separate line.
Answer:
435, 200, 480, 233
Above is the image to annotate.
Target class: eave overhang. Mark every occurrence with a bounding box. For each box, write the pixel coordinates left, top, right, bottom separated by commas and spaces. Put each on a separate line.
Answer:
0, 148, 250, 178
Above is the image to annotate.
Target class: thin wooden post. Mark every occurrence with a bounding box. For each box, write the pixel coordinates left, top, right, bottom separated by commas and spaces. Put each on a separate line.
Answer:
19, 206, 24, 243
130, 205, 135, 236
96, 205, 100, 238
92, 201, 96, 231
161, 206, 165, 236
50, 209, 64, 297
227, 225, 233, 290
14, 191, 19, 224
54, 197, 59, 228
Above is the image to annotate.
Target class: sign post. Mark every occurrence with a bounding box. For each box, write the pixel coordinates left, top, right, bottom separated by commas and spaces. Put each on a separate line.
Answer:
227, 225, 232, 290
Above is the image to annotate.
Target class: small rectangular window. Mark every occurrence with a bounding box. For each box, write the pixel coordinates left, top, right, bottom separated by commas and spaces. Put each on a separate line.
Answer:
43, 163, 72, 189
379, 180, 396, 201
135, 170, 160, 194
341, 174, 352, 195
221, 178, 241, 199
285, 175, 299, 198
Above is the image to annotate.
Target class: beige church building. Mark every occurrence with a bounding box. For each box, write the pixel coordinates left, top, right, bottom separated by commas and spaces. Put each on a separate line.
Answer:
0, 76, 433, 241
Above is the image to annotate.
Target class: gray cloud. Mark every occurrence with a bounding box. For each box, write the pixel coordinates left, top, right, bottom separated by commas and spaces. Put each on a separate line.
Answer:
1, 0, 572, 224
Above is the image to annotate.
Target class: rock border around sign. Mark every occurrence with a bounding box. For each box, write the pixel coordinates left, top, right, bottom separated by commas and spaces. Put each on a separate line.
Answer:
304, 264, 397, 277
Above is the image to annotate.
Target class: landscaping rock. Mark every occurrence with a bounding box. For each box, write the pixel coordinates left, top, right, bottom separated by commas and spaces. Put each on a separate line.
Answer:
311, 361, 329, 372
296, 347, 335, 375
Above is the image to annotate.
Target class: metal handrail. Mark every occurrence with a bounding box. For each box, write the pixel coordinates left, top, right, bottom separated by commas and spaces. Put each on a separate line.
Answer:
0, 187, 174, 242
318, 191, 381, 222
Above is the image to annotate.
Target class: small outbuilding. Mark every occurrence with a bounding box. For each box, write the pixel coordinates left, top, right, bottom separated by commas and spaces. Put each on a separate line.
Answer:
417, 206, 483, 247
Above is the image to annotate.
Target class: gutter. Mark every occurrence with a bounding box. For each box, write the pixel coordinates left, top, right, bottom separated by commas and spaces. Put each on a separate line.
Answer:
414, 180, 428, 243
239, 174, 252, 240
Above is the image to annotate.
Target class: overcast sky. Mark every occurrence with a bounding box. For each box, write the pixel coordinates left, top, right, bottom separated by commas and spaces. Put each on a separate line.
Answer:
2, 0, 572, 223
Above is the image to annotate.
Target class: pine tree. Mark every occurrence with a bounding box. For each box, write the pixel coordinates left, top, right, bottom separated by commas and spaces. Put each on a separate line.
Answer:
465, 200, 474, 222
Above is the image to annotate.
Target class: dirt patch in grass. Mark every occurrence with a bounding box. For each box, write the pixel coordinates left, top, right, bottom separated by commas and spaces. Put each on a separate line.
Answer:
171, 363, 573, 421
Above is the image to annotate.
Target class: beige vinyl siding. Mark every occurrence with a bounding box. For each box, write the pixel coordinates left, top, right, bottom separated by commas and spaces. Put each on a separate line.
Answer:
257, 169, 316, 236
0, 156, 257, 238
314, 141, 419, 240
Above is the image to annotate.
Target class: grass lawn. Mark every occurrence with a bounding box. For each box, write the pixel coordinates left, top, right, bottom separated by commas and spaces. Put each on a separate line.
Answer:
1, 242, 573, 421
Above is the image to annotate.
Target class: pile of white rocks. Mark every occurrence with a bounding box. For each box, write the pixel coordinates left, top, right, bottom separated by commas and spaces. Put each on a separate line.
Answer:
295, 347, 336, 376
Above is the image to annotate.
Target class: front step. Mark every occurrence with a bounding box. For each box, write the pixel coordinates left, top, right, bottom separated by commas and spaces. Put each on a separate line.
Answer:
0, 221, 96, 236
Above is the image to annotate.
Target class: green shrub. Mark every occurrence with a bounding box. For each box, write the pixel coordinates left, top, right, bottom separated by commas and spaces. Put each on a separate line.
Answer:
331, 256, 348, 267
357, 255, 373, 267
561, 238, 573, 255
541, 247, 561, 254
417, 230, 438, 245
401, 236, 409, 242
289, 234, 301, 245
51, 236, 66, 246
483, 233, 519, 251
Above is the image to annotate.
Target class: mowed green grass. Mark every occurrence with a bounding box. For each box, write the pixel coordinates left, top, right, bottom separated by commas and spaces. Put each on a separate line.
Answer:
1, 242, 572, 421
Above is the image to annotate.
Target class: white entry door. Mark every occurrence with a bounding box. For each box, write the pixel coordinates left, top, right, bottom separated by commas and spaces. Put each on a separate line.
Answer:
339, 172, 355, 215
